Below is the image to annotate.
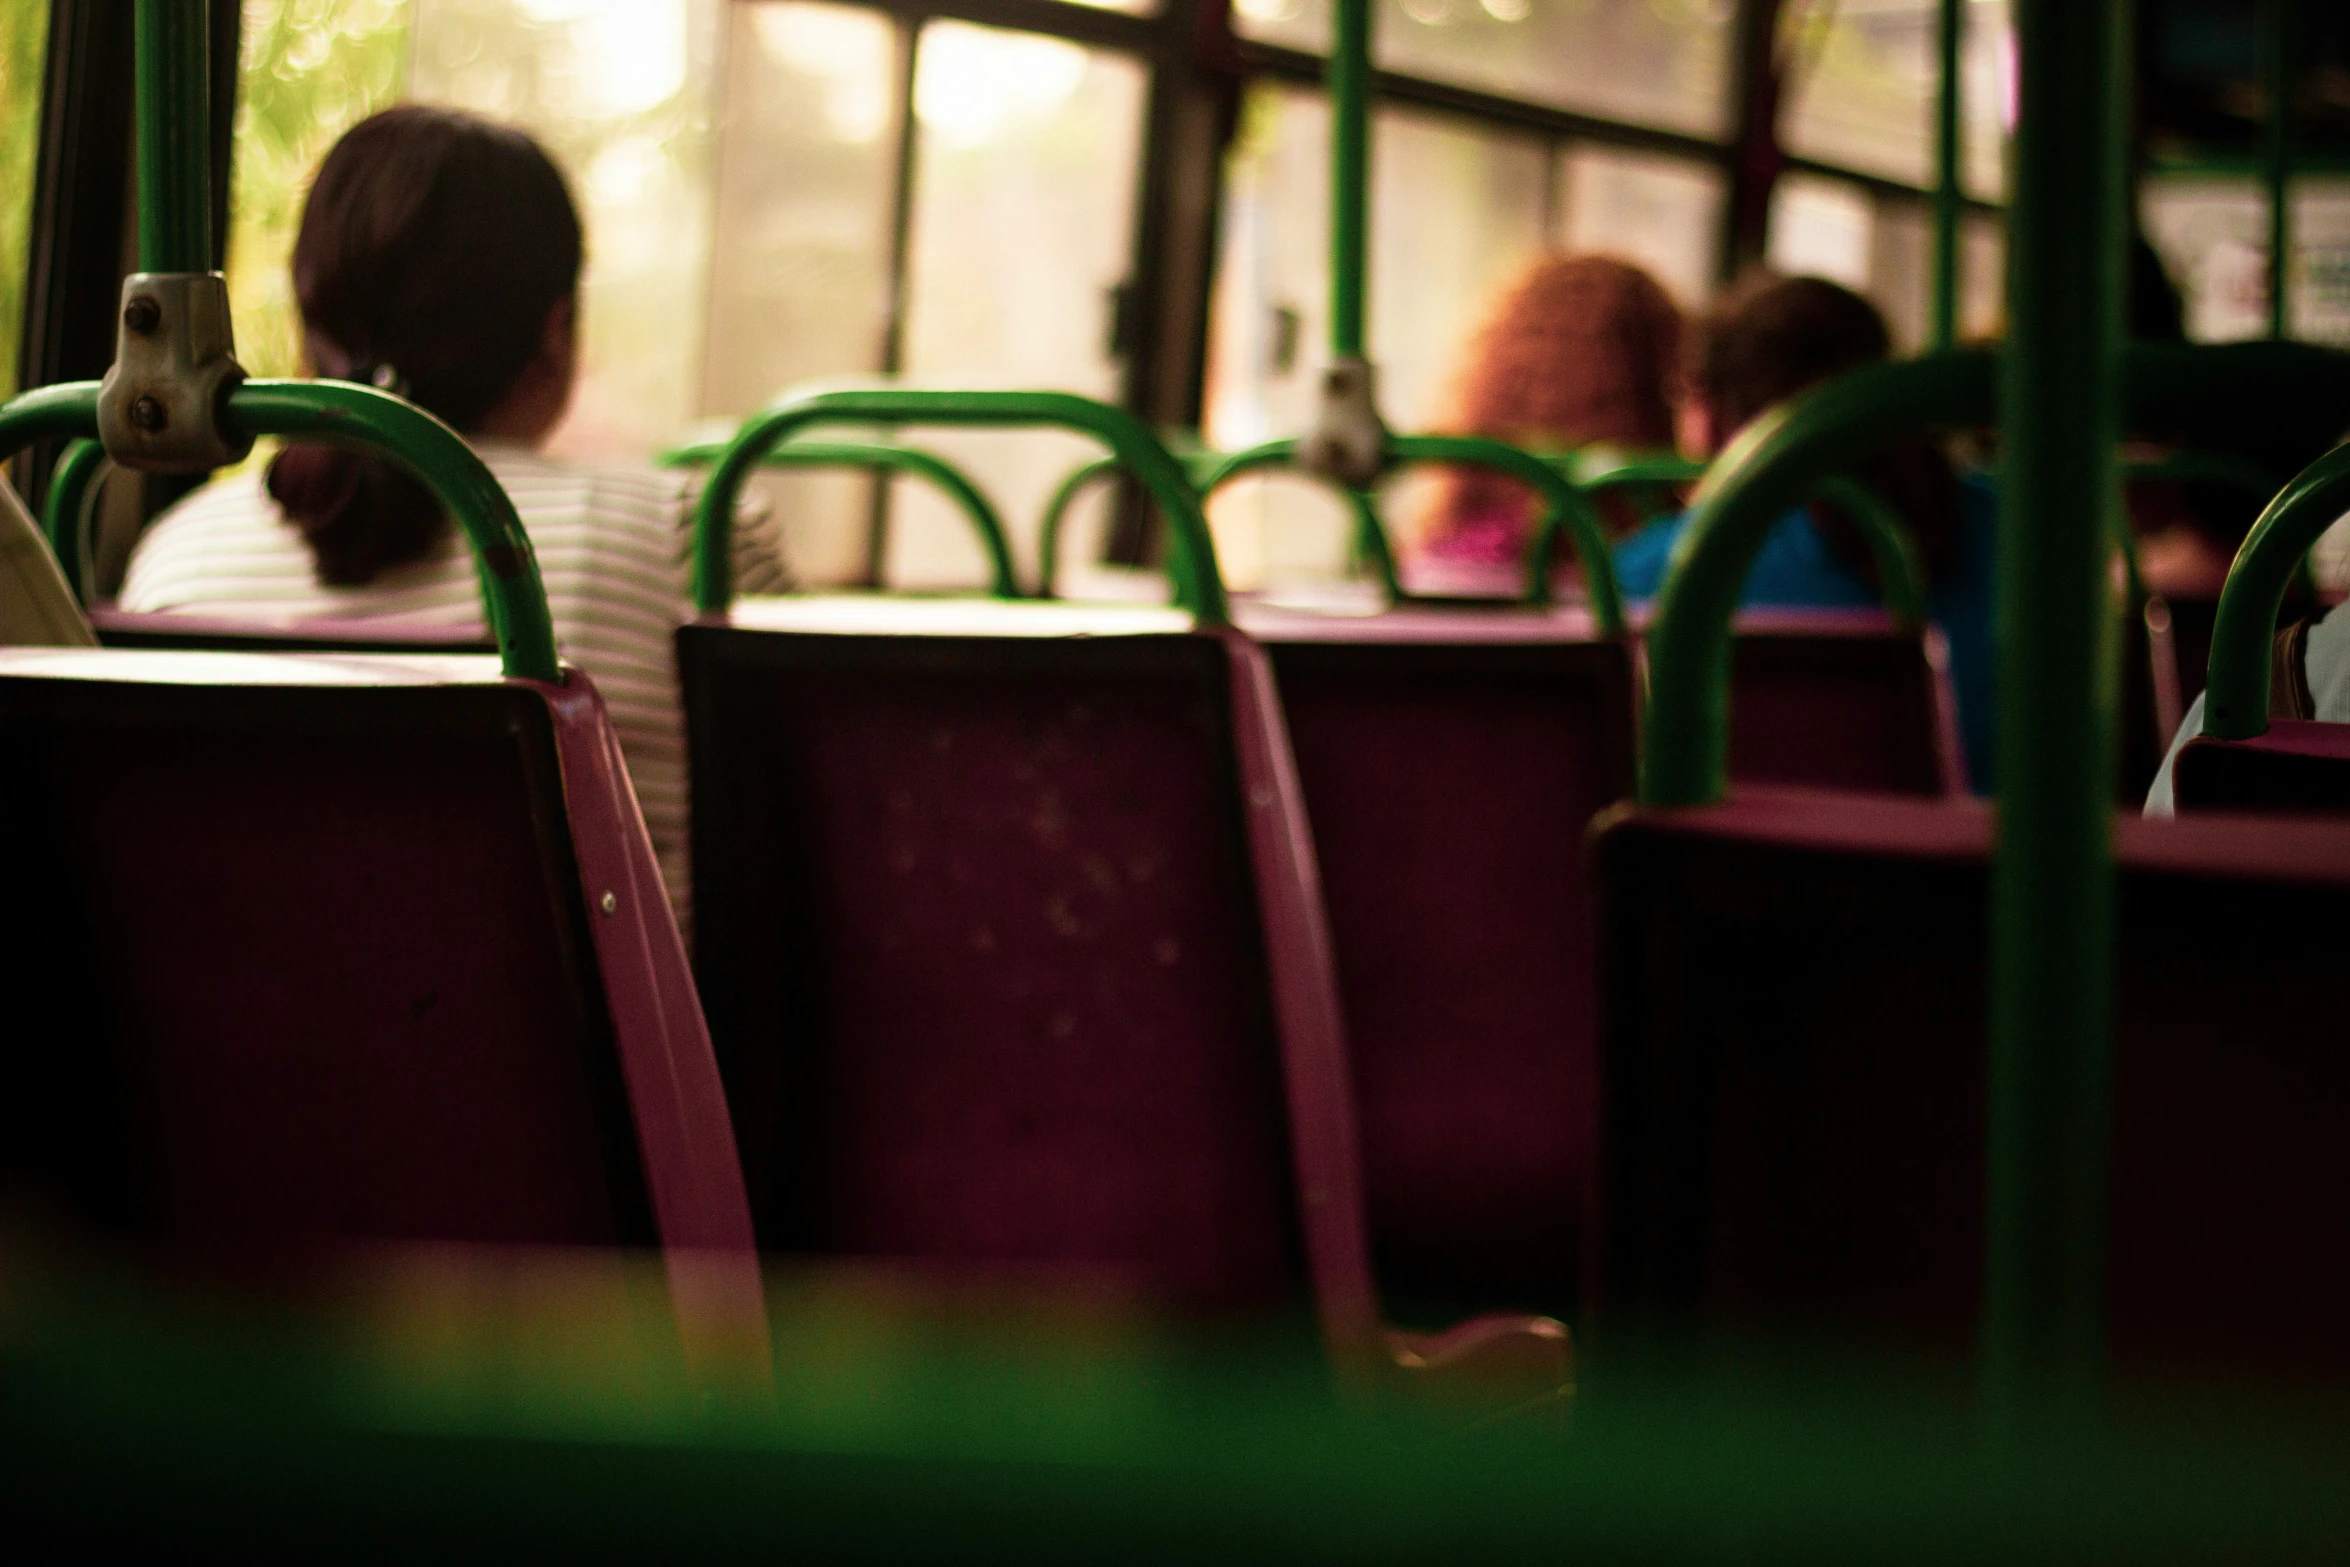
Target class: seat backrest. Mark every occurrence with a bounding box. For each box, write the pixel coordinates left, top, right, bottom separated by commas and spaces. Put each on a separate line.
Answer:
0, 649, 759, 1363
1720, 609, 1965, 796
679, 599, 1376, 1337
89, 607, 497, 656
2173, 719, 2350, 813
1236, 601, 1636, 1319
1591, 788, 2350, 1386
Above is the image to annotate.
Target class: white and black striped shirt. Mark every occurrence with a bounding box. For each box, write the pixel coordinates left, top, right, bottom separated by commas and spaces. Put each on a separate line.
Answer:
118, 438, 786, 931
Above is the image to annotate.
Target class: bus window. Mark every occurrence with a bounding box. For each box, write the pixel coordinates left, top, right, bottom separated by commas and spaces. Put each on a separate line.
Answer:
0, 0, 45, 400
1554, 144, 1725, 312
225, 1, 410, 384
703, 0, 899, 585
409, 0, 724, 461
891, 22, 1145, 592
1780, 0, 2013, 200
1233, 0, 1730, 141
2144, 176, 2350, 346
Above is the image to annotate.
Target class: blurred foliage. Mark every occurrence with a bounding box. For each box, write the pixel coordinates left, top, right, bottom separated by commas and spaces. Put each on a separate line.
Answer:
0, 0, 49, 398
226, 0, 412, 380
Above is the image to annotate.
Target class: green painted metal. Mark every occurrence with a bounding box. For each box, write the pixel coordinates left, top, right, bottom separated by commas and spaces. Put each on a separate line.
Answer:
1573, 456, 1706, 495
2263, 0, 2291, 341
1037, 455, 1121, 596
1197, 435, 1625, 631
665, 437, 1019, 600
1984, 0, 2130, 1427
42, 438, 108, 604
2201, 440, 2350, 739
1932, 0, 1966, 349
0, 378, 559, 680
693, 388, 1226, 623
1809, 476, 1930, 628
1328, 0, 1370, 360
134, 0, 213, 272
1191, 440, 1400, 603
1637, 351, 1997, 806
230, 381, 561, 682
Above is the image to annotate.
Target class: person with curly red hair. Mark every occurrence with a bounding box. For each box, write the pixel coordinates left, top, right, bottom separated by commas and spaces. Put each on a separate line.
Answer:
1416, 253, 1685, 567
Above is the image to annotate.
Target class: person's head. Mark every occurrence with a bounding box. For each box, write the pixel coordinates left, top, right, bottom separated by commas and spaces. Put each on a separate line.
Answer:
1691, 272, 1966, 585
1683, 272, 1889, 456
268, 106, 584, 587
1428, 254, 1682, 546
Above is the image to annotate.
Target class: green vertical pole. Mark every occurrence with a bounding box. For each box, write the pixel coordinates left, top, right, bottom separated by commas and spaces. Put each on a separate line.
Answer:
134, 0, 213, 274
1984, 0, 2131, 1428
2262, 0, 2291, 341
1328, 0, 1370, 360
1931, 0, 1966, 350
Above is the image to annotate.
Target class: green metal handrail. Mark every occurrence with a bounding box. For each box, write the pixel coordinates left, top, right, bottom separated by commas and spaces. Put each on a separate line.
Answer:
662, 437, 1019, 600
0, 379, 561, 682
2200, 440, 2350, 739
1328, 0, 1369, 363
1931, 0, 1965, 350
1809, 476, 1931, 628
692, 388, 1225, 623
42, 437, 108, 604
1573, 456, 1706, 496
1639, 351, 1999, 806
1190, 441, 1401, 604
136, 0, 210, 273
1035, 455, 1120, 599
1196, 436, 1624, 631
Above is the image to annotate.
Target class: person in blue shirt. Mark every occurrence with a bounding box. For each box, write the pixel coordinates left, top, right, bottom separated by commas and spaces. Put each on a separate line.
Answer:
1614, 275, 1999, 791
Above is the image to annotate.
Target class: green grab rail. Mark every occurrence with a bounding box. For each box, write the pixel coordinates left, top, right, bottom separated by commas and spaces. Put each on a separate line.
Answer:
1328, 0, 1370, 362
42, 438, 108, 604
1931, 0, 1965, 350
1638, 350, 1999, 808
1036, 454, 1121, 599
1190, 440, 1400, 604
1197, 436, 1624, 631
1809, 476, 1931, 629
663, 437, 1019, 600
692, 388, 1226, 624
135, 0, 212, 272
2200, 440, 2350, 739
1574, 456, 1706, 495
0, 379, 561, 683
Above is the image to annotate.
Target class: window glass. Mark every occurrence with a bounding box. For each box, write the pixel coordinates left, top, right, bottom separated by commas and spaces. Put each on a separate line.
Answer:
1781, 0, 2011, 199
1233, 0, 1731, 141
890, 21, 1146, 591
2143, 176, 2350, 348
702, 1, 900, 584
409, 0, 726, 459
1554, 143, 1725, 310
1203, 85, 1551, 586
225, 0, 412, 383
1766, 171, 1873, 290
0, 0, 45, 398
1766, 172, 1957, 352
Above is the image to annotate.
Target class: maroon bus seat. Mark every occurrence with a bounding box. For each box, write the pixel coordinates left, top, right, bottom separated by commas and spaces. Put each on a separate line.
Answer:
1713, 608, 1967, 796
677, 597, 1566, 1395
89, 606, 498, 655
0, 647, 763, 1380
1232, 599, 1637, 1321
2173, 718, 2350, 814
1590, 788, 2350, 1387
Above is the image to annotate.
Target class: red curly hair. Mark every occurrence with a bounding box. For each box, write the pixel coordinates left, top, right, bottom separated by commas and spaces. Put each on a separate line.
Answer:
1422, 254, 1684, 561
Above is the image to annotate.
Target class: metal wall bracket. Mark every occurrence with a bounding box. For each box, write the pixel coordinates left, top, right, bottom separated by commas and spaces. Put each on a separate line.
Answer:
1297, 356, 1387, 491
96, 272, 251, 473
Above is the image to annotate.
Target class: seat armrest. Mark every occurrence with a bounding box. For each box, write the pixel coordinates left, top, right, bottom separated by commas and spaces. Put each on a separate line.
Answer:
1386, 1313, 1573, 1425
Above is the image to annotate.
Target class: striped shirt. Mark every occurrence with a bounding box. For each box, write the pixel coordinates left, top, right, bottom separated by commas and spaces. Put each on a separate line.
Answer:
118, 439, 788, 932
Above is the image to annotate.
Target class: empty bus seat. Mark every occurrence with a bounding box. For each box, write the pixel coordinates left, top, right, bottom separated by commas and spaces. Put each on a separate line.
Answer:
1717, 609, 1966, 796
1590, 788, 2350, 1385
0, 648, 763, 1375
678, 596, 1566, 1392
1233, 600, 1637, 1321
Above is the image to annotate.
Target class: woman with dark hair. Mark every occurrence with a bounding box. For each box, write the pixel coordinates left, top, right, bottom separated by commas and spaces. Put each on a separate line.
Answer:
1614, 273, 1998, 788
120, 106, 784, 925
1416, 253, 1684, 565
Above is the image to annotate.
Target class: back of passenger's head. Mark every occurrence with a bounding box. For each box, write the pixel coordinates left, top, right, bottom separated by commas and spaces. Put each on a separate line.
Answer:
1690, 273, 1890, 445
1448, 253, 1683, 450
267, 106, 584, 587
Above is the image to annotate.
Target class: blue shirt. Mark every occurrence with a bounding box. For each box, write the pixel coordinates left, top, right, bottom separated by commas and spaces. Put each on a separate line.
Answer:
1613, 474, 2000, 791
